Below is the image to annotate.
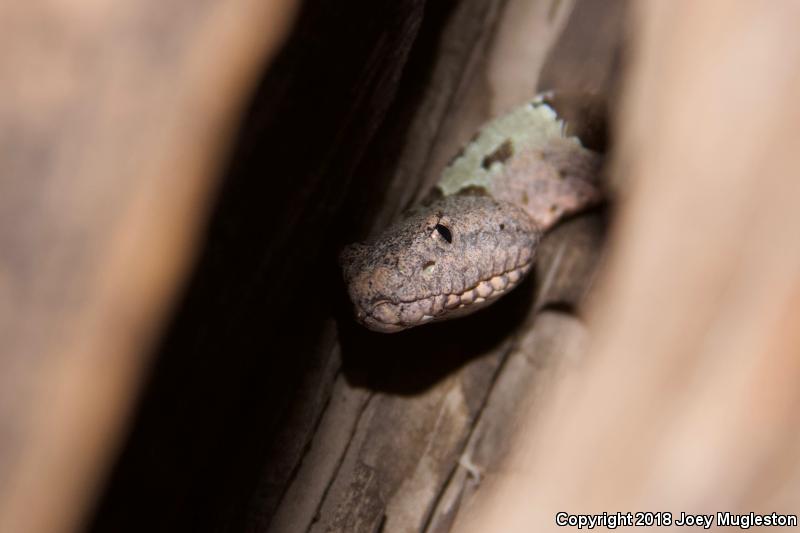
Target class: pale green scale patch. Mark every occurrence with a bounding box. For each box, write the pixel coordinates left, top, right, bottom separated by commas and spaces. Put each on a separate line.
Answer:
437, 100, 580, 196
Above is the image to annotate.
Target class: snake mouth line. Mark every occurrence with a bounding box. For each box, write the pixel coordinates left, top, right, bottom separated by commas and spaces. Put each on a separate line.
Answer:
358, 261, 533, 332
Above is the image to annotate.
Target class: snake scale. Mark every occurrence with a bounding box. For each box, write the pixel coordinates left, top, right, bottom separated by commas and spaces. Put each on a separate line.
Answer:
340, 93, 604, 332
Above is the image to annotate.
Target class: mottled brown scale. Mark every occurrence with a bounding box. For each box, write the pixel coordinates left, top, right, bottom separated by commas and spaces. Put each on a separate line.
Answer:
340, 96, 603, 332
488, 138, 602, 230
481, 139, 515, 169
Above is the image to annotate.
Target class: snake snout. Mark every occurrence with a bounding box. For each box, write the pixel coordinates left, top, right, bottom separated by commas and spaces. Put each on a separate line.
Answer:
339, 195, 540, 332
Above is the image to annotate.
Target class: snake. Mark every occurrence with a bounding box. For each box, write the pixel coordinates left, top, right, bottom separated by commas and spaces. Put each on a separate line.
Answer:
340, 93, 604, 333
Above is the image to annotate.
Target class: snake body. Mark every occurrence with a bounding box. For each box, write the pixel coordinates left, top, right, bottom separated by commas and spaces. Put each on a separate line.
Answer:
340, 94, 603, 332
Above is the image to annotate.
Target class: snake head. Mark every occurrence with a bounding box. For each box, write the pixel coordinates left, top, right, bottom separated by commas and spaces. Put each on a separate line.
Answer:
340, 193, 539, 332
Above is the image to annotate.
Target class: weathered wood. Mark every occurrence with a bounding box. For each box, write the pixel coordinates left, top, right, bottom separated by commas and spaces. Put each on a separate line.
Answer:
0, 2, 298, 533
425, 311, 589, 533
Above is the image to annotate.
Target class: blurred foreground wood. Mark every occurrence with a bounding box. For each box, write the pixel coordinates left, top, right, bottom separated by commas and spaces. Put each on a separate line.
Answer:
457, 2, 800, 531
0, 2, 297, 532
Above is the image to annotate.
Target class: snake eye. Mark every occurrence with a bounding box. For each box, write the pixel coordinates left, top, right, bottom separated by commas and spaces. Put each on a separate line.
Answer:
434, 223, 452, 243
